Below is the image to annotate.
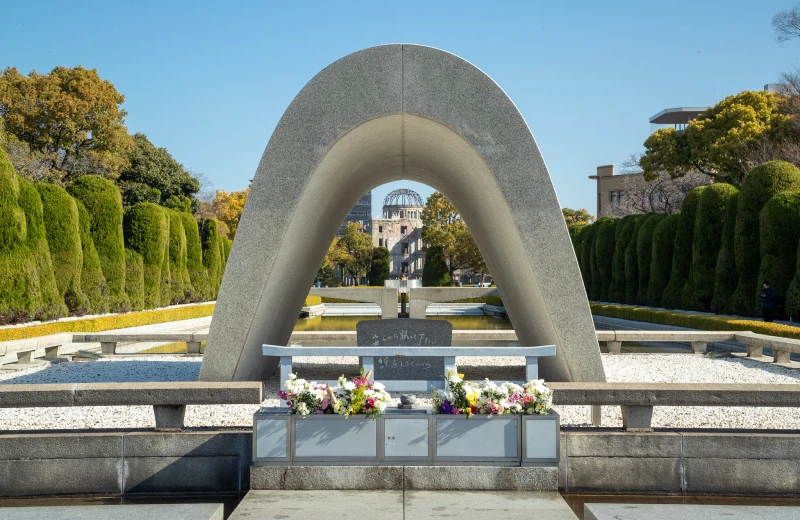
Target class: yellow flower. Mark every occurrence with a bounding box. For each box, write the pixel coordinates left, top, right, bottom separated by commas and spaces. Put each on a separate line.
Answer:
457, 373, 465, 379
466, 388, 480, 406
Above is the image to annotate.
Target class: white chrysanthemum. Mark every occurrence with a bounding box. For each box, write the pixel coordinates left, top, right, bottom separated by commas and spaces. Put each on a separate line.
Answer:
373, 382, 385, 391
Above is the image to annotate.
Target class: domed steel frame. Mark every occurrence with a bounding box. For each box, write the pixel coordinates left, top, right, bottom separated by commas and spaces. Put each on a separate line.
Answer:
384, 188, 424, 208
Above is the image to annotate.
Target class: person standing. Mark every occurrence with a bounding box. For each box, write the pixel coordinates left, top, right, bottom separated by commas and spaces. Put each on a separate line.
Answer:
760, 281, 775, 323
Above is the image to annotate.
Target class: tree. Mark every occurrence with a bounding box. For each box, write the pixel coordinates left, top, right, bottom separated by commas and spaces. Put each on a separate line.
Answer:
421, 191, 486, 280
317, 238, 348, 287
422, 245, 452, 286
339, 221, 373, 285
562, 208, 595, 227
67, 175, 130, 313
640, 91, 791, 187
212, 188, 249, 239
0, 66, 132, 182
687, 184, 738, 312
615, 153, 710, 215
774, 5, 800, 44
661, 186, 705, 310
117, 133, 200, 211
732, 161, 800, 315
367, 247, 391, 286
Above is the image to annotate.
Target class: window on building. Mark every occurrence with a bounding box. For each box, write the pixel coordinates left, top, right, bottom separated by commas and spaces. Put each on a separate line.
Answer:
401, 225, 407, 234
610, 191, 617, 209
401, 262, 409, 274
402, 243, 409, 255
378, 225, 382, 233
379, 238, 383, 247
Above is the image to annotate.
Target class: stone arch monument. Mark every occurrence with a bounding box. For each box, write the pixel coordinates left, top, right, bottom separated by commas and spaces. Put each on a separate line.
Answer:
200, 44, 605, 384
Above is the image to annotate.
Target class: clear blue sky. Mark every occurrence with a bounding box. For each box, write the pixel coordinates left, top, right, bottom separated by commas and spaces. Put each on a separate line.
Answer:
2, 1, 798, 216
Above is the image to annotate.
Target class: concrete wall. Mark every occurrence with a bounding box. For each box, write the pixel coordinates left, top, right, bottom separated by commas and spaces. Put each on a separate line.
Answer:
0, 430, 251, 497
3, 428, 800, 497
560, 430, 800, 495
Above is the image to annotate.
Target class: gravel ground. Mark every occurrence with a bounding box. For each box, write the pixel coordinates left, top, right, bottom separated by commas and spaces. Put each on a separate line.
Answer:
1, 354, 799, 431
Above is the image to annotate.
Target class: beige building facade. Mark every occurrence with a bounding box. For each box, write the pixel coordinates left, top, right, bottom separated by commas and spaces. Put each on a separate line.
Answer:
370, 189, 426, 279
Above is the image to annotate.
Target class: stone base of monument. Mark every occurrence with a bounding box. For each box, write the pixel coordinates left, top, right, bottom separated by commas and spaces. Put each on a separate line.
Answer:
0, 504, 224, 520
253, 408, 559, 467
250, 465, 557, 491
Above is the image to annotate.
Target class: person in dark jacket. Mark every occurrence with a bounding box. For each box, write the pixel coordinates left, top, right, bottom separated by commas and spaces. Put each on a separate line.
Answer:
760, 281, 775, 323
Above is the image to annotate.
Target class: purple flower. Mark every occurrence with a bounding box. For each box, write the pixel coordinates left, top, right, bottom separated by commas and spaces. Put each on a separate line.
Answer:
439, 400, 456, 414
278, 390, 287, 400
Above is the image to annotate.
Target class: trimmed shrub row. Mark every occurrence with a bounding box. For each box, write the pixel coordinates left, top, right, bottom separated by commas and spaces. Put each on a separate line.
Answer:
575, 161, 800, 321
0, 149, 230, 325
591, 303, 800, 340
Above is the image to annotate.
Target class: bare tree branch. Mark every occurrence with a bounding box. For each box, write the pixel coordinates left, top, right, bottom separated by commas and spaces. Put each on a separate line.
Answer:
774, 6, 800, 43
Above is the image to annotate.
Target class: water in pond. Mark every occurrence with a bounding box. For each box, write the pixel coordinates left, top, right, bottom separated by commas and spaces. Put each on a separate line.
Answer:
293, 315, 513, 331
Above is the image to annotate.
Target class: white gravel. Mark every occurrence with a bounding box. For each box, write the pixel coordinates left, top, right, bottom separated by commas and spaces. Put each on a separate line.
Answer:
1, 353, 799, 431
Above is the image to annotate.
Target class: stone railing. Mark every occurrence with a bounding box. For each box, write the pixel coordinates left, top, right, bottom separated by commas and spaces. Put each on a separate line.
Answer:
71, 333, 209, 355
264, 344, 556, 394
550, 382, 800, 430
1, 334, 72, 365
0, 381, 263, 430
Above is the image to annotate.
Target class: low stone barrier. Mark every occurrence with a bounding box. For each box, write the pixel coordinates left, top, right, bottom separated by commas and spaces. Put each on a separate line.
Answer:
72, 332, 209, 354
0, 381, 263, 430
0, 334, 70, 365
550, 382, 800, 430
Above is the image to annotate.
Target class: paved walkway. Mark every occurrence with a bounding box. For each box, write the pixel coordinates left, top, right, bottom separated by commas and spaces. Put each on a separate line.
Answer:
229, 490, 578, 519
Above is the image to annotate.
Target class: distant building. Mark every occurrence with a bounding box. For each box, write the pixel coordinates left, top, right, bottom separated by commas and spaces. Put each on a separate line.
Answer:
337, 192, 372, 236
590, 107, 711, 218
370, 189, 426, 279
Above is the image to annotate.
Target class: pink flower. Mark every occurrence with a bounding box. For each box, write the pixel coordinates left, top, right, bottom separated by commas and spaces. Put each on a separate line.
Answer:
321, 399, 330, 409
314, 410, 324, 414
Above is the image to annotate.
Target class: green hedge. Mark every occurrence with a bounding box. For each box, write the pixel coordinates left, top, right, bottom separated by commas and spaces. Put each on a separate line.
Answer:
687, 184, 738, 312
166, 209, 192, 304
623, 215, 647, 304
591, 303, 800, 340
177, 211, 209, 301
75, 200, 110, 314
609, 216, 631, 302
661, 186, 705, 309
608, 215, 637, 303
711, 191, 740, 314
579, 225, 597, 298
36, 184, 88, 315
124, 202, 169, 309
422, 245, 451, 287
647, 214, 679, 306
635, 214, 666, 304
68, 175, 130, 312
0, 302, 215, 342
787, 239, 800, 320
200, 218, 223, 298
757, 191, 800, 318
593, 217, 617, 301
0, 148, 41, 324
159, 210, 172, 308
18, 178, 68, 321
733, 161, 800, 316
125, 248, 145, 311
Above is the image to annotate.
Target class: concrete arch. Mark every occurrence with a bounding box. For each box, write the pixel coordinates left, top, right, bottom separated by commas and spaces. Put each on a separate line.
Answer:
200, 44, 605, 383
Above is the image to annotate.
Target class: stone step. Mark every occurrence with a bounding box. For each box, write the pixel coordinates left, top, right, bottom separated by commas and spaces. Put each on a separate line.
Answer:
230, 490, 577, 519
250, 465, 557, 491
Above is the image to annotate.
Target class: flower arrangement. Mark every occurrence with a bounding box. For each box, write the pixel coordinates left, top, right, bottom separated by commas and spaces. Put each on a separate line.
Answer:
278, 371, 392, 418
432, 372, 552, 416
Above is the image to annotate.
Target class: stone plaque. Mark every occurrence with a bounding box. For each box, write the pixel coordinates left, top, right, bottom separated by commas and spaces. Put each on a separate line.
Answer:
356, 319, 452, 380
